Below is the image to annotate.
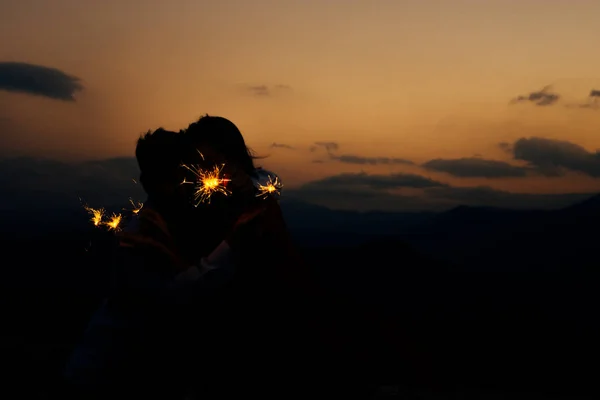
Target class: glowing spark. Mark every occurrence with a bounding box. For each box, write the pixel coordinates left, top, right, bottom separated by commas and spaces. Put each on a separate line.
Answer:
127, 198, 143, 214
84, 205, 105, 227
103, 213, 123, 231
181, 163, 231, 205
256, 175, 283, 199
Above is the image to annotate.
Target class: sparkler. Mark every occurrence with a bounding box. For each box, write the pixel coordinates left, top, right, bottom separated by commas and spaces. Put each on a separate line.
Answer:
181, 162, 231, 205
255, 174, 283, 199
103, 213, 123, 231
127, 198, 144, 214
81, 197, 138, 232
84, 205, 105, 227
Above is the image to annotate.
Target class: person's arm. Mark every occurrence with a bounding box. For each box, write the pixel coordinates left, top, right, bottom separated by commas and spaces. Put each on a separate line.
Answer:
63, 243, 235, 393
166, 240, 235, 303
106, 240, 233, 317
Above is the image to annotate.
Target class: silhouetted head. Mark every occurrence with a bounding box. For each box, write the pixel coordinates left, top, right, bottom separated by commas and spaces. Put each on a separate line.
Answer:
180, 116, 264, 243
135, 128, 187, 208
134, 128, 227, 258
183, 115, 257, 176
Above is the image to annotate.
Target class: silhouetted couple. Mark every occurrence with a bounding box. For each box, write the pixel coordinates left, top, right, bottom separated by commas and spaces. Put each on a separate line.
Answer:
62, 116, 370, 399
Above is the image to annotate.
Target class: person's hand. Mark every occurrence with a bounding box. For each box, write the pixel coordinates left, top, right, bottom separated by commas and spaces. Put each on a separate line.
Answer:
117, 208, 190, 274
223, 165, 255, 201
225, 204, 268, 251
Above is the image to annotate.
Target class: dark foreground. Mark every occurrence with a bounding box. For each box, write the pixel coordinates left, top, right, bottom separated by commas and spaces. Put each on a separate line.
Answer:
1, 221, 599, 399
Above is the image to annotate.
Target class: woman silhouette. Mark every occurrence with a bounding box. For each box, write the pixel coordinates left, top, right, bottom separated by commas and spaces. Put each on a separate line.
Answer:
181, 116, 346, 398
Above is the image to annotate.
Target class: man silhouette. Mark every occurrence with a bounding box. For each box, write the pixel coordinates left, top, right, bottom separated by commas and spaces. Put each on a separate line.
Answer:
64, 128, 265, 399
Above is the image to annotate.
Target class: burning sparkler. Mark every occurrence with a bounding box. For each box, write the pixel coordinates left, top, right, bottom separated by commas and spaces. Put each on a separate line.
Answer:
84, 205, 105, 227
127, 198, 144, 214
252, 169, 283, 200
255, 174, 283, 199
103, 213, 123, 231
181, 163, 231, 205
81, 197, 133, 232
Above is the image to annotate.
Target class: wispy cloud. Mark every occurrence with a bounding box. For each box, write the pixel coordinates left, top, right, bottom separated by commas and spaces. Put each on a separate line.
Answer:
331, 154, 414, 166
0, 62, 83, 101
307, 141, 414, 166
567, 89, 600, 110
270, 142, 295, 150
510, 85, 560, 106
243, 84, 292, 97
309, 141, 339, 153
498, 142, 513, 153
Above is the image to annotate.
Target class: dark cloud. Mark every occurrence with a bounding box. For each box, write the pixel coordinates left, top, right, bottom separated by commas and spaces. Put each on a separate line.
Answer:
300, 172, 446, 191
415, 138, 600, 179
590, 90, 600, 98
308, 141, 413, 166
270, 142, 295, 150
510, 85, 560, 106
0, 62, 83, 101
331, 154, 414, 166
244, 84, 291, 97
422, 157, 529, 178
512, 137, 600, 177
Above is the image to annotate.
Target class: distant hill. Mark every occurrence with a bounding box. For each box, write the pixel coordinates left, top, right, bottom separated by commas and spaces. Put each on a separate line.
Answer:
283, 194, 600, 273
397, 193, 600, 271
2, 192, 600, 271
559, 192, 600, 217
280, 199, 435, 246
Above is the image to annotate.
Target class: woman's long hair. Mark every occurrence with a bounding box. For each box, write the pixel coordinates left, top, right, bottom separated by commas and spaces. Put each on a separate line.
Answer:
180, 115, 263, 246
183, 115, 259, 177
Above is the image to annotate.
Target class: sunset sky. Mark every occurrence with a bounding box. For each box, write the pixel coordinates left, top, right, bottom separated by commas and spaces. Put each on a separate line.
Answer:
2, 0, 600, 211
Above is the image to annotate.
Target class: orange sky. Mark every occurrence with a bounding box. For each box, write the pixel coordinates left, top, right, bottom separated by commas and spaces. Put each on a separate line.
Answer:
1, 0, 600, 194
